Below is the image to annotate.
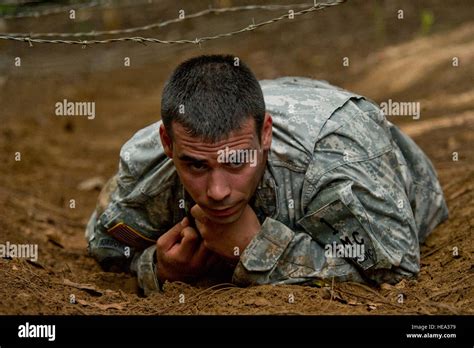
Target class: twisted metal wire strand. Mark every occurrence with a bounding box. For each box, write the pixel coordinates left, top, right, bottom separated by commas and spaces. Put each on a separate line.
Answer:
4, 3, 318, 38
0, 0, 346, 46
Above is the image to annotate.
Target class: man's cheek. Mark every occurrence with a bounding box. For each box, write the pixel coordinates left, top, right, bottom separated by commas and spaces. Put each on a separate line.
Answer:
195, 219, 205, 234
181, 174, 206, 200
233, 168, 257, 194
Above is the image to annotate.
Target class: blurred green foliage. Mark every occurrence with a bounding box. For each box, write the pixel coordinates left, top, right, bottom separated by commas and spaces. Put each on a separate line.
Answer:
373, 0, 386, 45
0, 4, 17, 16
420, 9, 435, 35
0, 1, 81, 16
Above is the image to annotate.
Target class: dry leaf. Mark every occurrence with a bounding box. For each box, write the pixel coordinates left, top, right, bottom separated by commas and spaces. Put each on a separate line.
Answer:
321, 287, 331, 300
347, 299, 363, 306
331, 290, 346, 304
46, 230, 64, 248
76, 299, 125, 311
104, 289, 120, 296
63, 278, 103, 296
367, 303, 378, 311
395, 279, 407, 289
27, 259, 48, 270
77, 177, 105, 191
380, 283, 394, 291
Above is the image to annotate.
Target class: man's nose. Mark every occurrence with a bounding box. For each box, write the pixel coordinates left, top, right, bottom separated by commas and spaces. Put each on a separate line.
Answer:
206, 169, 231, 202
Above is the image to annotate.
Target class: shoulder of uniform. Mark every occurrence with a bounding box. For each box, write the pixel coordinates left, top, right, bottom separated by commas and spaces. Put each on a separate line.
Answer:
263, 77, 367, 167
118, 121, 173, 193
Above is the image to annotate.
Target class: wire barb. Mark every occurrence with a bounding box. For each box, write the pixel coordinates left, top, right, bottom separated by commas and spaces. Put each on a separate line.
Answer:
0, 1, 346, 46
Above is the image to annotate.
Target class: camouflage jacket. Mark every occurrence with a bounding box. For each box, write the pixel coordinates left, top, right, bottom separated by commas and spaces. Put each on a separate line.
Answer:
85, 77, 448, 295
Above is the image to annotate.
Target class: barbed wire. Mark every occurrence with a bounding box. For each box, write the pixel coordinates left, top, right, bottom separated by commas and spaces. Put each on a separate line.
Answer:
4, 4, 316, 38
0, 0, 345, 46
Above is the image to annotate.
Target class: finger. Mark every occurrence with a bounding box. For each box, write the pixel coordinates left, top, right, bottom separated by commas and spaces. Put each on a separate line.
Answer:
181, 217, 189, 228
194, 219, 206, 238
190, 204, 208, 223
177, 226, 200, 257
191, 241, 211, 266
157, 218, 185, 251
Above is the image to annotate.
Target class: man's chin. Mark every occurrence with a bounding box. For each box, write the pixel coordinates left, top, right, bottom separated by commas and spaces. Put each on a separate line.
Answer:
207, 215, 238, 225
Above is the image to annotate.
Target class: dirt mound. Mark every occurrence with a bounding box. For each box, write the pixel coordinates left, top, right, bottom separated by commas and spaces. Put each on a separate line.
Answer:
0, 1, 472, 315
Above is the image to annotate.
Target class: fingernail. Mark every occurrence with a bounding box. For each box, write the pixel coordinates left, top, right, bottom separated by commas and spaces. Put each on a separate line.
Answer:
181, 217, 188, 226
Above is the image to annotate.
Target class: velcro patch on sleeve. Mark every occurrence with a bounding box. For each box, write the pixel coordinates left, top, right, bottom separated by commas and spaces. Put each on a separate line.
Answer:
107, 222, 155, 250
299, 200, 377, 270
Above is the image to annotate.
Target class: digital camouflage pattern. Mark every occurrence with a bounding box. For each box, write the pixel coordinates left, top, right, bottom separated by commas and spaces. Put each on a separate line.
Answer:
85, 77, 448, 295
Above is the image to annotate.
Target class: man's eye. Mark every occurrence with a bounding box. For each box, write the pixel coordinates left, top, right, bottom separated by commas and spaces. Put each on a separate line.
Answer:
226, 161, 245, 169
189, 162, 207, 171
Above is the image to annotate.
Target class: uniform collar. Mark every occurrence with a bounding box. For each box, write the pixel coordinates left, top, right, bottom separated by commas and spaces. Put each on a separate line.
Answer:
251, 163, 278, 223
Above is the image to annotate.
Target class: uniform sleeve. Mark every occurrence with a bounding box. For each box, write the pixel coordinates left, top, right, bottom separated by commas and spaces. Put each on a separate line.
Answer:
232, 213, 364, 286
233, 178, 417, 286
86, 214, 160, 295
85, 174, 162, 295
231, 183, 369, 286
233, 99, 429, 286
85, 175, 131, 272
85, 122, 179, 295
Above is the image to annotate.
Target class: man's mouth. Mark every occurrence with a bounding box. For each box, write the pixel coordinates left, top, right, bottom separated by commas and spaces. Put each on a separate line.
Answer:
205, 205, 238, 217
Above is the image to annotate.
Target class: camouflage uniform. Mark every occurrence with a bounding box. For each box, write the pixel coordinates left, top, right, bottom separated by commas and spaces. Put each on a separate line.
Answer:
85, 77, 448, 295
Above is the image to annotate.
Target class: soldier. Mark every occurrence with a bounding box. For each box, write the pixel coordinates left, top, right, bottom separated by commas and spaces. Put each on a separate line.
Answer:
85, 54, 448, 295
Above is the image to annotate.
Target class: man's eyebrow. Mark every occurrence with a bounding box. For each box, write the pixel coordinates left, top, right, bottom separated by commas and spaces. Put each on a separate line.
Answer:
178, 154, 207, 163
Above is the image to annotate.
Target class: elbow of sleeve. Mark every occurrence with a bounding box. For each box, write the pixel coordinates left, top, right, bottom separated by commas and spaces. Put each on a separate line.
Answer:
133, 245, 160, 296
89, 243, 130, 273
365, 265, 418, 285
232, 218, 296, 286
363, 239, 420, 285
86, 223, 131, 272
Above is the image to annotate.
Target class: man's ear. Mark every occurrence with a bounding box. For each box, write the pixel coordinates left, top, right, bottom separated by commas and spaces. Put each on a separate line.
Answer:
159, 123, 173, 158
261, 112, 273, 151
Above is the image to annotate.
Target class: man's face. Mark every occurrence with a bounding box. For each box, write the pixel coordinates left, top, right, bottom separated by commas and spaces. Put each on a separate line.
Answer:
160, 114, 272, 224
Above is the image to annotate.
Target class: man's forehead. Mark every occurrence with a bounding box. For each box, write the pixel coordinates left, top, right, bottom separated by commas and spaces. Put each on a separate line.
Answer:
172, 119, 257, 150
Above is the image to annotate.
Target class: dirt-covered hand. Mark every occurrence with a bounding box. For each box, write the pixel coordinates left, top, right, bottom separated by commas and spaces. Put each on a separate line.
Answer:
190, 204, 261, 261
155, 217, 216, 283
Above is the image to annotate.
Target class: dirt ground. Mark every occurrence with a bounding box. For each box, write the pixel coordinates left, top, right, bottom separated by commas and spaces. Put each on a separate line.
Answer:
0, 0, 472, 315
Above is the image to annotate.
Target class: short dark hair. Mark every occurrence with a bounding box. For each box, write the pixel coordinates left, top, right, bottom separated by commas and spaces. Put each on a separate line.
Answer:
161, 54, 265, 143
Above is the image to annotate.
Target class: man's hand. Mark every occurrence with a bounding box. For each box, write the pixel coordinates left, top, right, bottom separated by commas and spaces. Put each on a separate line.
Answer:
155, 217, 216, 283
190, 204, 261, 261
